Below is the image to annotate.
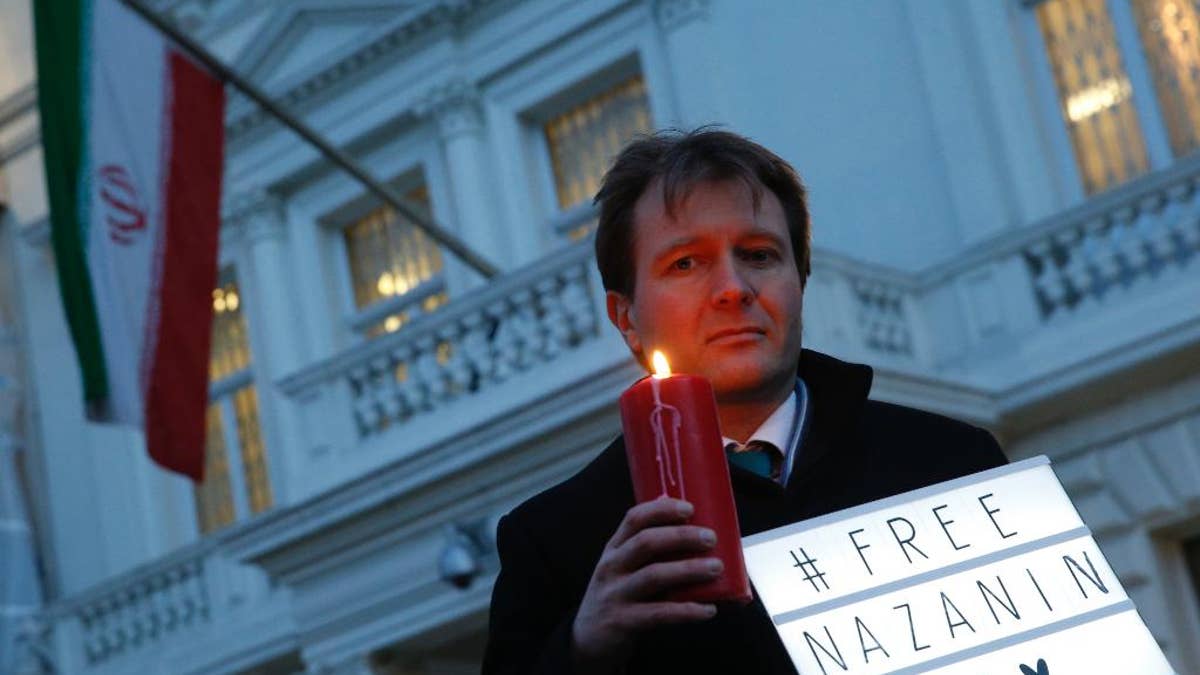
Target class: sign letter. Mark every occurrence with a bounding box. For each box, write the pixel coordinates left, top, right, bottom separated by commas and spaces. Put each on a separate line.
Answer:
886, 517, 929, 564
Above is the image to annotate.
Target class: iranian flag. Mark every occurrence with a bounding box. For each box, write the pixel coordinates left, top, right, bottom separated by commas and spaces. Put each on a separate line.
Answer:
34, 0, 225, 481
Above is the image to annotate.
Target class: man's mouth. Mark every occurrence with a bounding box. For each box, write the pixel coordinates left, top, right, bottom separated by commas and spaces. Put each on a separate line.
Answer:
707, 327, 766, 343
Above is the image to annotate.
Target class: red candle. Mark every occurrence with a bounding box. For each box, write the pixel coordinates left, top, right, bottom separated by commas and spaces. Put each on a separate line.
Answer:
619, 351, 752, 605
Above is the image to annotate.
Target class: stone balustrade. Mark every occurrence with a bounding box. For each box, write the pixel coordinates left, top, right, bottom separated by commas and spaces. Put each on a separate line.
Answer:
62, 554, 210, 667
849, 276, 917, 357
282, 239, 600, 439
910, 154, 1200, 335
41, 541, 279, 673
1023, 173, 1200, 318
805, 251, 924, 365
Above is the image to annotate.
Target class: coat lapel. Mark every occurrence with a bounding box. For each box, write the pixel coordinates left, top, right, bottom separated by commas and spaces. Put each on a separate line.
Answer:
785, 349, 873, 499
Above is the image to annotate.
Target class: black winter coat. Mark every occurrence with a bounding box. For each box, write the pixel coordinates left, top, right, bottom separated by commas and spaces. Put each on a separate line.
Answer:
483, 349, 1007, 674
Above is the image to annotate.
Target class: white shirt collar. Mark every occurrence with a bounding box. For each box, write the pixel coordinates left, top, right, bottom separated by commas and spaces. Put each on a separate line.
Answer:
721, 389, 796, 457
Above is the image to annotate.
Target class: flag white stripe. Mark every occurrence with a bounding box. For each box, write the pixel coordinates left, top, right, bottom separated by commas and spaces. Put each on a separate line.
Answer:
84, 0, 168, 424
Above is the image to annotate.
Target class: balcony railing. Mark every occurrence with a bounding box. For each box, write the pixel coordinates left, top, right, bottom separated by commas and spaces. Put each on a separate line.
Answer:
925, 152, 1200, 320
1023, 169, 1200, 319
40, 536, 288, 674
280, 238, 601, 442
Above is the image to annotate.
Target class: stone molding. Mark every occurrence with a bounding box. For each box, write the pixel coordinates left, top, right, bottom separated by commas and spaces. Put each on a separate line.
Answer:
222, 190, 287, 245
415, 80, 484, 140
226, 1, 495, 141
652, 0, 711, 32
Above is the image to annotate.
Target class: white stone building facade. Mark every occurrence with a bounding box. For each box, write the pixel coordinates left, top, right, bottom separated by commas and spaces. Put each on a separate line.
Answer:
1, 0, 1199, 673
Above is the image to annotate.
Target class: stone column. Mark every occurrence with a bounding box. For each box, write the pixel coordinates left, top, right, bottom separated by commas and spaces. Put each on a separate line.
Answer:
223, 190, 307, 504
225, 191, 307, 378
653, 0, 730, 127
417, 80, 505, 295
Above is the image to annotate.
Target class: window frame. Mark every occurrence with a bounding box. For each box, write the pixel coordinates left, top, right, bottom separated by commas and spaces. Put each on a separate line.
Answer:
526, 62, 653, 239
301, 129, 455, 348
323, 167, 446, 336
481, 5, 676, 260
1021, 0, 1190, 198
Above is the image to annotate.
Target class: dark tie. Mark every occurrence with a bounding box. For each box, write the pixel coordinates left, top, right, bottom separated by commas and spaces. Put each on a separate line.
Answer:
725, 440, 780, 480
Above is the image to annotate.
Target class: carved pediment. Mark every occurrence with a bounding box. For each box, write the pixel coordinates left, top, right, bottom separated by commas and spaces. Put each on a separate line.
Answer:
233, 2, 417, 91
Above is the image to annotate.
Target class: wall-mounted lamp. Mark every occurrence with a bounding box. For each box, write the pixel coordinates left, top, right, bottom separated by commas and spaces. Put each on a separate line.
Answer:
437, 517, 496, 590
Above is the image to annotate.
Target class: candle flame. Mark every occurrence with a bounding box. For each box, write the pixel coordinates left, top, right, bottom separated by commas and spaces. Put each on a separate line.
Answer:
651, 350, 671, 379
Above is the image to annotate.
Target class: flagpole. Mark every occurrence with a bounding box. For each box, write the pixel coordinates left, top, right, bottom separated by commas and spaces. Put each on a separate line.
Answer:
117, 0, 500, 279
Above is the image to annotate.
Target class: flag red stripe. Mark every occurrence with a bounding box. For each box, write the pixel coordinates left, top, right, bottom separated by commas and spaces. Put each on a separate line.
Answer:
144, 50, 224, 481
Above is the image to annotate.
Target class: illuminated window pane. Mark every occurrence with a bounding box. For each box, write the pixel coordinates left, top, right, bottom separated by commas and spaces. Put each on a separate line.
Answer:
1132, 0, 1200, 157
197, 269, 272, 533
362, 290, 449, 338
544, 76, 653, 214
209, 272, 250, 381
233, 385, 272, 514
194, 404, 234, 534
1037, 0, 1150, 193
344, 184, 444, 318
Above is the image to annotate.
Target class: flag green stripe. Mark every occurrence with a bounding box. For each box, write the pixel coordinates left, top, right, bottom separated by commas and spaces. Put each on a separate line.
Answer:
34, 0, 109, 408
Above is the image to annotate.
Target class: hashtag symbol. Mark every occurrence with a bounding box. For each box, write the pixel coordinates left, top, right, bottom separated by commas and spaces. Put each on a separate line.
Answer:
790, 547, 830, 592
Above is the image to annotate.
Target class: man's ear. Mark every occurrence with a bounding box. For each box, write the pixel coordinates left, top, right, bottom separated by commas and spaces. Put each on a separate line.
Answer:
606, 290, 643, 359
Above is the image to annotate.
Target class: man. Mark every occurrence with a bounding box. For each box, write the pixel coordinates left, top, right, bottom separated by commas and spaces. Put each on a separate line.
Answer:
482, 129, 1006, 674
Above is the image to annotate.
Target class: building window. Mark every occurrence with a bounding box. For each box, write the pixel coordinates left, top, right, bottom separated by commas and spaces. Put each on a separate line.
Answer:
543, 75, 652, 240
1034, 0, 1200, 195
1036, 0, 1150, 194
1130, 0, 1200, 157
194, 271, 272, 534
343, 184, 447, 337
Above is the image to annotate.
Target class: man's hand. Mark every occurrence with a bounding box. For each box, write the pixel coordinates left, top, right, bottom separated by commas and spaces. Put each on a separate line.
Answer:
571, 497, 722, 673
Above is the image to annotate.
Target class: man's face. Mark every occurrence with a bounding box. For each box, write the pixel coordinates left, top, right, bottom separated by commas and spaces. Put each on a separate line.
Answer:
607, 178, 805, 403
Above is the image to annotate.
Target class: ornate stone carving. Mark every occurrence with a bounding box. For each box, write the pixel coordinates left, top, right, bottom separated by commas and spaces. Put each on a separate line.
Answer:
850, 278, 914, 357
338, 246, 601, 437
1024, 173, 1200, 318
77, 558, 210, 665
222, 189, 287, 245
416, 80, 484, 139
226, 1, 495, 140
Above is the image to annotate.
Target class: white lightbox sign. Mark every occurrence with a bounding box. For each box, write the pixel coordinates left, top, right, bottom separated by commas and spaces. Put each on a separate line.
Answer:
742, 456, 1176, 674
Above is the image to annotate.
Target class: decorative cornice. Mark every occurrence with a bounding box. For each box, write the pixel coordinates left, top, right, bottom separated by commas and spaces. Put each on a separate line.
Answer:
653, 0, 710, 32
415, 79, 484, 139
222, 189, 287, 245
226, 0, 496, 141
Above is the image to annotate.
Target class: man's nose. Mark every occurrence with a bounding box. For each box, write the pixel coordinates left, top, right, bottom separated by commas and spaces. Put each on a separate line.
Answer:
711, 257, 755, 307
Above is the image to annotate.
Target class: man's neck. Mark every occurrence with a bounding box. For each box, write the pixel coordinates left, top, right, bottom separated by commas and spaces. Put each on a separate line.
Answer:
716, 380, 794, 443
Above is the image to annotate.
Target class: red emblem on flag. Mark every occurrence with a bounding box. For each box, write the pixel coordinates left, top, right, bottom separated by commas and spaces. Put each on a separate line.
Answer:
98, 164, 147, 245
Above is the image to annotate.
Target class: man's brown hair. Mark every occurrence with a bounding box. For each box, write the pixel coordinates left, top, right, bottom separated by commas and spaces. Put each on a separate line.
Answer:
593, 128, 811, 298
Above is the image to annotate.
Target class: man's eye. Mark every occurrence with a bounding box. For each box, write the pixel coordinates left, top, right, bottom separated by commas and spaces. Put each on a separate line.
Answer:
746, 249, 779, 264
671, 257, 694, 271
